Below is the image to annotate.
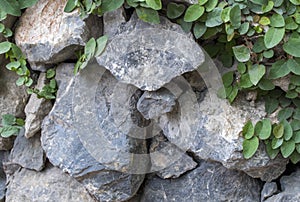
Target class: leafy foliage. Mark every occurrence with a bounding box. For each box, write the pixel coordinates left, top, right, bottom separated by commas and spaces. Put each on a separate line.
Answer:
0, 114, 24, 138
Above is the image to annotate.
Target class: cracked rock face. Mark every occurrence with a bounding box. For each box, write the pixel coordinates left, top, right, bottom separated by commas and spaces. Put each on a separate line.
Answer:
140, 161, 262, 202
41, 63, 146, 201
15, 0, 102, 70
264, 169, 300, 201
97, 14, 204, 91
6, 164, 96, 202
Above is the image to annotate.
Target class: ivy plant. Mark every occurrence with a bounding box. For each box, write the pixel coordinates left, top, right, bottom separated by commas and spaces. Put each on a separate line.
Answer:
0, 114, 24, 138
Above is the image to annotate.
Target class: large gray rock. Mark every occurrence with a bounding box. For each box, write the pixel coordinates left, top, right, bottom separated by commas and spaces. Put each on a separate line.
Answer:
24, 73, 53, 138
261, 182, 278, 201
6, 164, 96, 202
41, 63, 146, 201
15, 0, 102, 71
265, 169, 300, 201
97, 14, 204, 91
103, 7, 126, 37
55, 63, 75, 98
140, 161, 262, 202
9, 130, 45, 171
156, 70, 288, 182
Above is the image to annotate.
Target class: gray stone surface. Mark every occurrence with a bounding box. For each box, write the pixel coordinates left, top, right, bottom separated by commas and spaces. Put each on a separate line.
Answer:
15, 0, 103, 70
9, 130, 45, 171
41, 63, 146, 201
0, 151, 9, 202
24, 73, 53, 138
103, 7, 126, 37
140, 161, 262, 202
0, 45, 28, 150
137, 89, 176, 120
150, 133, 197, 179
265, 169, 300, 202
6, 164, 96, 202
97, 14, 204, 91
55, 63, 75, 98
261, 182, 278, 201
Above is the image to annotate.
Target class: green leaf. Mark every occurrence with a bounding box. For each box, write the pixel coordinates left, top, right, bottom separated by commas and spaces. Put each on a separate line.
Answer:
0, 23, 5, 33
64, 0, 77, 12
1, 0, 21, 16
221, 7, 231, 23
287, 58, 300, 75
258, 78, 275, 90
84, 38, 96, 60
291, 119, 300, 131
0, 126, 19, 137
46, 69, 56, 79
95, 35, 108, 57
265, 97, 279, 114
232, 45, 250, 62
0, 41, 11, 54
263, 49, 274, 58
289, 151, 300, 164
2, 114, 15, 126
283, 38, 300, 57
270, 13, 285, 27
268, 60, 290, 79
253, 37, 266, 53
101, 0, 124, 13
272, 137, 283, 149
193, 23, 207, 39
283, 120, 293, 141
136, 7, 160, 24
205, 0, 218, 12
239, 73, 253, 88
15, 118, 24, 126
278, 107, 294, 121
249, 64, 266, 86
285, 16, 298, 30
258, 118, 272, 140
286, 90, 298, 99
297, 144, 300, 153
293, 131, 300, 144
222, 71, 234, 87
6, 61, 20, 70
205, 8, 222, 27
16, 77, 26, 86
19, 0, 39, 9
228, 85, 238, 103
166, 3, 185, 19
250, 0, 268, 5
238, 22, 249, 35
145, 0, 161, 10
264, 27, 285, 49
266, 140, 280, 159
273, 123, 284, 138
243, 136, 259, 159
259, 16, 270, 25
289, 0, 300, 5
243, 120, 254, 139
237, 63, 246, 74
184, 4, 204, 22
49, 79, 57, 89
229, 5, 241, 29
281, 140, 295, 158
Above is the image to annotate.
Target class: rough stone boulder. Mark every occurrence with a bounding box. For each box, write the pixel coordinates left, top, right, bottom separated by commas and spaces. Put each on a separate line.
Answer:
41, 63, 146, 201
6, 164, 96, 202
140, 161, 262, 201
15, 0, 102, 70
97, 14, 204, 91
265, 169, 300, 201
157, 70, 289, 182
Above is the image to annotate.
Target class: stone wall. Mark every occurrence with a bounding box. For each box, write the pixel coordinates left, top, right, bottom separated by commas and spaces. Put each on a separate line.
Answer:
0, 1, 298, 202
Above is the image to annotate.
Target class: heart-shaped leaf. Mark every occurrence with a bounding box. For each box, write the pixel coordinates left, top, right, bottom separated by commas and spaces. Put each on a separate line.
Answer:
264, 27, 285, 49
232, 45, 250, 62
167, 2, 185, 19
184, 4, 205, 22
249, 64, 266, 85
243, 136, 259, 159
243, 120, 255, 139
